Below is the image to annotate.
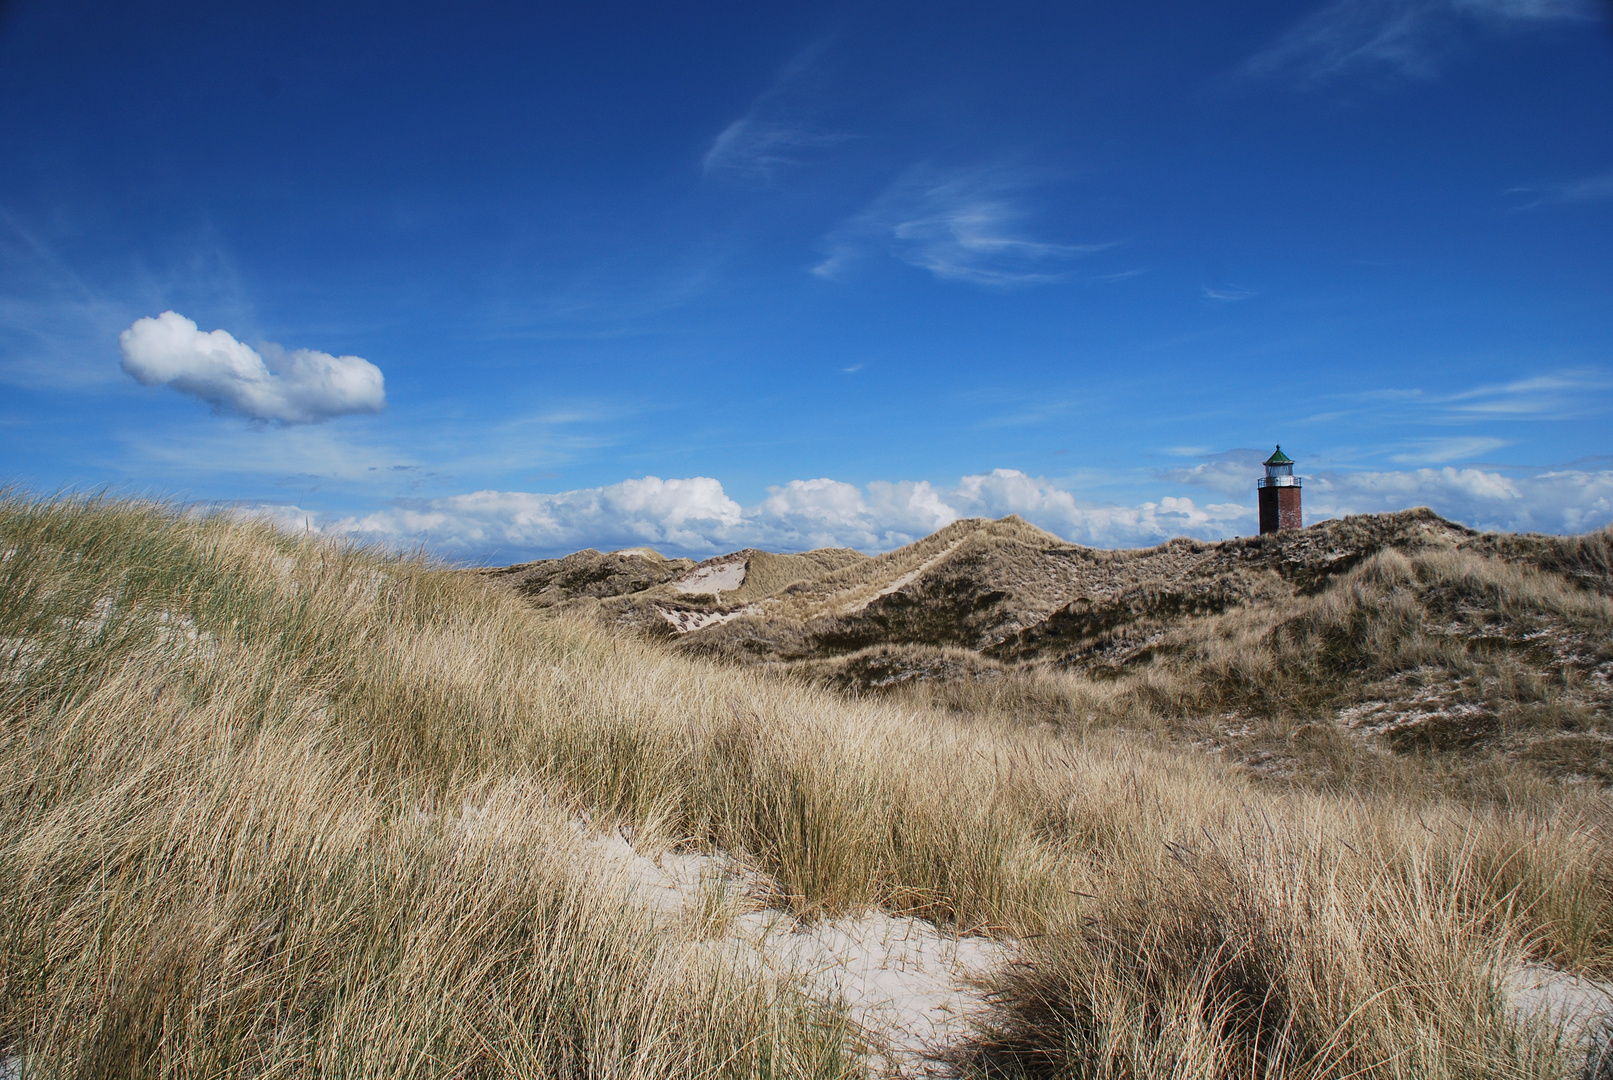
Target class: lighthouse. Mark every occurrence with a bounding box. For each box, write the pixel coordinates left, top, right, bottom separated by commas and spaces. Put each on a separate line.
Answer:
1257, 446, 1301, 534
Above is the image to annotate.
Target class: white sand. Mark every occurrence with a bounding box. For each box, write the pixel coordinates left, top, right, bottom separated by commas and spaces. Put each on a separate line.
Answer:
1503, 963, 1613, 1079
1507, 964, 1613, 1036
579, 823, 1010, 1075
736, 910, 1008, 1073
674, 557, 748, 596
658, 603, 760, 633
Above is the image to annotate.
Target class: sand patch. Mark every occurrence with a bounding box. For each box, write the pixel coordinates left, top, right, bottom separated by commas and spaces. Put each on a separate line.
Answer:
1507, 964, 1613, 1036
658, 603, 761, 633
674, 556, 749, 596
738, 911, 1009, 1074
580, 823, 1010, 1075
612, 547, 667, 560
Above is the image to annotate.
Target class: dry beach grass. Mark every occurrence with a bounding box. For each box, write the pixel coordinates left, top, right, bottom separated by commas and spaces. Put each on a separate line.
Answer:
2, 494, 1612, 1077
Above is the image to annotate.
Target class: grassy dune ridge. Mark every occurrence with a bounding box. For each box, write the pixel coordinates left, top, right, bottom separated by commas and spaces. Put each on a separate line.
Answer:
525, 510, 1613, 793
787, 517, 1613, 796
1, 494, 1611, 1077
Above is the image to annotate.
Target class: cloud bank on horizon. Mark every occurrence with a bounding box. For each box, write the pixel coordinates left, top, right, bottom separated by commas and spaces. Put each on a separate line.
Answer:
251, 462, 1613, 563
119, 312, 386, 424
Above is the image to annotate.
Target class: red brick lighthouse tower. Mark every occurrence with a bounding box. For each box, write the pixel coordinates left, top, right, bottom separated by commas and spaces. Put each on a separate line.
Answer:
1257, 446, 1302, 534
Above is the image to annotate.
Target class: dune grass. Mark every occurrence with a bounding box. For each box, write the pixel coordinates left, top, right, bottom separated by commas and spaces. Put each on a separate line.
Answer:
2, 494, 1611, 1078
830, 537, 1613, 798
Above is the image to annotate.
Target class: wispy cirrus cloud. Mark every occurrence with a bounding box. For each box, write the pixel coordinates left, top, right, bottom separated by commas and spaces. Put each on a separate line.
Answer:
1298, 371, 1610, 428
1246, 0, 1594, 84
1441, 372, 1612, 418
702, 41, 850, 183
1160, 449, 1270, 498
124, 421, 410, 485
813, 165, 1112, 287
0, 210, 165, 391
1201, 284, 1258, 302
704, 121, 850, 184
1388, 435, 1510, 463
1507, 170, 1613, 208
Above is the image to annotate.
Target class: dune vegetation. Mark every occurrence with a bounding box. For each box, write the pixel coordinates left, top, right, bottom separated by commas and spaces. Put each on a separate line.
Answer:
838, 529, 1613, 800
3, 493, 1612, 1078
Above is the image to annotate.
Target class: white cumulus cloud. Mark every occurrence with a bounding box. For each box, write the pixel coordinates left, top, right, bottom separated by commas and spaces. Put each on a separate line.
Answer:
1304, 466, 1613, 533
231, 503, 323, 534
1160, 455, 1267, 498
755, 478, 959, 551
331, 477, 745, 558
955, 469, 1253, 547
119, 311, 386, 424
307, 470, 1257, 562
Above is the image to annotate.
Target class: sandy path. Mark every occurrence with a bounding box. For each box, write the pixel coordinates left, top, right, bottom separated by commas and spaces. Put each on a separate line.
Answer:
841, 540, 965, 616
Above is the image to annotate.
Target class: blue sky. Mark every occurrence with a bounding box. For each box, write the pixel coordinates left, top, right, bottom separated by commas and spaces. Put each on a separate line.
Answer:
2, 0, 1611, 561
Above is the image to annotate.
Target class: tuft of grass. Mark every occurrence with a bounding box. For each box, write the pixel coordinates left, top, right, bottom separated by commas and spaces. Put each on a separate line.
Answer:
957, 817, 1574, 1080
